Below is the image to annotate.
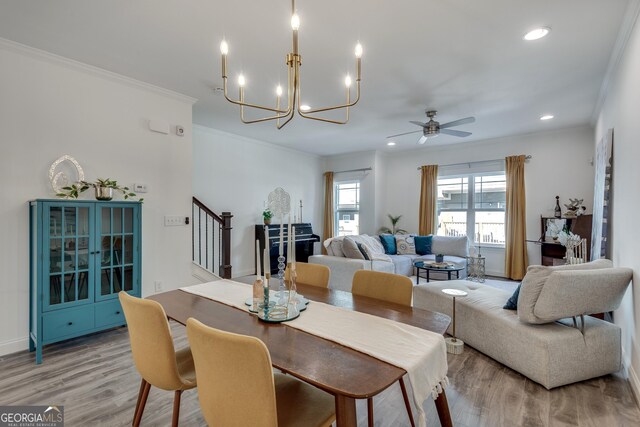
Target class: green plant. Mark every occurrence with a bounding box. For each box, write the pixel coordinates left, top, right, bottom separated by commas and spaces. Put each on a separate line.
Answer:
56, 178, 143, 201
378, 214, 407, 234
262, 209, 273, 220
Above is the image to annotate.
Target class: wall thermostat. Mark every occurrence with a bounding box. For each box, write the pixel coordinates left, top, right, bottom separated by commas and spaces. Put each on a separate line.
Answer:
176, 126, 185, 136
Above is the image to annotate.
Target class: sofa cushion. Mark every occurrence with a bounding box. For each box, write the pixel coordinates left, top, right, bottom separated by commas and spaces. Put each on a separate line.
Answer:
503, 283, 521, 310
323, 236, 346, 257
415, 235, 433, 255
395, 235, 416, 255
379, 234, 397, 255
362, 235, 385, 255
342, 236, 366, 260
356, 242, 370, 260
389, 255, 415, 276
431, 235, 469, 258
517, 259, 613, 324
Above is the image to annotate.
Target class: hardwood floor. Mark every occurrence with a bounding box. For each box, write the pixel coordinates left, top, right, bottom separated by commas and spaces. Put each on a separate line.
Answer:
1, 323, 638, 426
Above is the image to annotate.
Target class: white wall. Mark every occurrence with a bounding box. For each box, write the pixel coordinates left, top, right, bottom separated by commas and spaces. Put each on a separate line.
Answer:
0, 40, 195, 355
595, 10, 640, 400
193, 126, 323, 278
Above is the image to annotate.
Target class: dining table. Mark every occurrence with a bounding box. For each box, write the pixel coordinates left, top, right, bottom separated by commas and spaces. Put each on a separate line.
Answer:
149, 282, 452, 427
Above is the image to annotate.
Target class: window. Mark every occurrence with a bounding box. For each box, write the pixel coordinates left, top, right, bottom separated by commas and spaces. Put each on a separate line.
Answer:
437, 172, 506, 246
334, 180, 360, 236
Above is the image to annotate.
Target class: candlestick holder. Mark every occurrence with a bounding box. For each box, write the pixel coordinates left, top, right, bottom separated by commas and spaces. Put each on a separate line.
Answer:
287, 265, 299, 317
277, 255, 286, 305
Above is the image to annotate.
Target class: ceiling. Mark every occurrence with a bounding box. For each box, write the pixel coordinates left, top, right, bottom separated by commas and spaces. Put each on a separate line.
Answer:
0, 0, 631, 155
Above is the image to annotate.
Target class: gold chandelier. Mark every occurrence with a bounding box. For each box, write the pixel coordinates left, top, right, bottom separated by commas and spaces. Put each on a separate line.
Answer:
219, 0, 362, 129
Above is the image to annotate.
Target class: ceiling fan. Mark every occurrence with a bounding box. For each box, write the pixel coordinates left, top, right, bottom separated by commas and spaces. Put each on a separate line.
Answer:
387, 110, 476, 144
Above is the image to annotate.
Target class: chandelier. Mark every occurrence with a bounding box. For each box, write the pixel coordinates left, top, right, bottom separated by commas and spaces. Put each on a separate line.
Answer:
218, 0, 362, 129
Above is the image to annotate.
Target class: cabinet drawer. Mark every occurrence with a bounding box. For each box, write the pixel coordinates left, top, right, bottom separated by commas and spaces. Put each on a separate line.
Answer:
43, 306, 95, 342
95, 299, 126, 328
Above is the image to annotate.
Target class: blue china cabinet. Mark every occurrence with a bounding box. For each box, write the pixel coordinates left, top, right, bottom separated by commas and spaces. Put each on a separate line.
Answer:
29, 200, 141, 364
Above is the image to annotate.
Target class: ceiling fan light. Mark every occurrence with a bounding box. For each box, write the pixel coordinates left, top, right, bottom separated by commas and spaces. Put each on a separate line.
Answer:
523, 27, 551, 41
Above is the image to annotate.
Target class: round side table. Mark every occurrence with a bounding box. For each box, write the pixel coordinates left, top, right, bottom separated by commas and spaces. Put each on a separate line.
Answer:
442, 288, 468, 354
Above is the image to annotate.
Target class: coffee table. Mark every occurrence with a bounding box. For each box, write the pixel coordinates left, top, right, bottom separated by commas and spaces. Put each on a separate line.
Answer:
415, 261, 464, 284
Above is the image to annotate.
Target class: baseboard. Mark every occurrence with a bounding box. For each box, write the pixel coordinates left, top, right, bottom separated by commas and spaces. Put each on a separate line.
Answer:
629, 363, 640, 406
0, 337, 28, 357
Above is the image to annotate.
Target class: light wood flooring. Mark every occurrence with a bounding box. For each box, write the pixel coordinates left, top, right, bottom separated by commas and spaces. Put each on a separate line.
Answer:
1, 322, 639, 426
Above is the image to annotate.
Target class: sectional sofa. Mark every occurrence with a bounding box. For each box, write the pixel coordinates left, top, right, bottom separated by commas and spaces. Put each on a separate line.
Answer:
309, 234, 469, 292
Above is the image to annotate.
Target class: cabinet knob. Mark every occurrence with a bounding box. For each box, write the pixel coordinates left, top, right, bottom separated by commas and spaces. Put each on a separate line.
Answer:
68, 322, 73, 326
116, 311, 121, 315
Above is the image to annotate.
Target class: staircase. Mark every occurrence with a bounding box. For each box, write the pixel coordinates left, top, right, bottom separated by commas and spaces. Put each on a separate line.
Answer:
192, 197, 233, 279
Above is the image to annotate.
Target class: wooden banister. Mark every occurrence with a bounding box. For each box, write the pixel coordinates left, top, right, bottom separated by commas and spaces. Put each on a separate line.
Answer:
192, 197, 233, 279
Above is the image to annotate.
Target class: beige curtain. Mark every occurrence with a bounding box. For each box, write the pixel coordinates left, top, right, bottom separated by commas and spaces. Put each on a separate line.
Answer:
322, 172, 334, 254
418, 165, 439, 236
505, 155, 528, 280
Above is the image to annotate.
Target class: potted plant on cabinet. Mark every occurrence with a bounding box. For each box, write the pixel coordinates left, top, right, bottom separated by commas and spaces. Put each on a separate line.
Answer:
56, 178, 142, 201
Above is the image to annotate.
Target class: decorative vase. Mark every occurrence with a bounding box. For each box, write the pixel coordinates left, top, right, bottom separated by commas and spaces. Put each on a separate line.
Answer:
95, 186, 113, 201
554, 196, 562, 218
264, 218, 271, 225
436, 254, 444, 263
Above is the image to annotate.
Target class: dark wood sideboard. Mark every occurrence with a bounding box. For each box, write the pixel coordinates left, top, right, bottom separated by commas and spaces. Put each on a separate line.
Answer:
540, 214, 593, 266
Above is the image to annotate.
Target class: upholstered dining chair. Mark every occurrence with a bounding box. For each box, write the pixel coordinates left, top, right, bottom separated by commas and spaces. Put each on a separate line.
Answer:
119, 292, 197, 427
186, 318, 336, 427
351, 270, 415, 427
285, 262, 331, 288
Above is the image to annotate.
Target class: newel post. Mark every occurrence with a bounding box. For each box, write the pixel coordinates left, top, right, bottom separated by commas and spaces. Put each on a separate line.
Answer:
220, 212, 233, 279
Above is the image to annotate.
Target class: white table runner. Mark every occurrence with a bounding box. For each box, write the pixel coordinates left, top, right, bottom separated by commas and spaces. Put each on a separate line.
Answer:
180, 280, 448, 427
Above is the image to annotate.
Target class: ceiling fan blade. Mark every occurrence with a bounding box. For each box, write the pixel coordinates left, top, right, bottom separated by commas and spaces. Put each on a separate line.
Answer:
418, 135, 428, 145
440, 116, 476, 129
387, 130, 423, 138
409, 121, 427, 127
440, 128, 472, 137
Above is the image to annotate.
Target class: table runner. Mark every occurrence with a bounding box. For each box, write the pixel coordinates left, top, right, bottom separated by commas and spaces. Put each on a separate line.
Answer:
180, 280, 448, 427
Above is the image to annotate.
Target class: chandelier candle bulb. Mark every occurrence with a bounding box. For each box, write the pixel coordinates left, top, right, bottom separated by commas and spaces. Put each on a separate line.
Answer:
345, 75, 352, 88
220, 41, 228, 78
291, 14, 300, 54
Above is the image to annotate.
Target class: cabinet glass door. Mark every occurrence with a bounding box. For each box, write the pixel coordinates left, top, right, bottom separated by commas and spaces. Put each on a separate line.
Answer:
97, 205, 138, 300
44, 204, 94, 311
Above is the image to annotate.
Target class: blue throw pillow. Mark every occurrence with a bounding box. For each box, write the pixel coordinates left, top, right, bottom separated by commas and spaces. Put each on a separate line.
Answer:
415, 235, 433, 255
379, 234, 397, 255
503, 283, 521, 310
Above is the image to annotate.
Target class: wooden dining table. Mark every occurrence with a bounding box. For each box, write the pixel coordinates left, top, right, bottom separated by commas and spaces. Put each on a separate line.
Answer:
149, 282, 452, 427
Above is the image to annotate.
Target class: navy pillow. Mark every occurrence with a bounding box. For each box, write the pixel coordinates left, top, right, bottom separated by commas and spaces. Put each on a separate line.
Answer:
415, 235, 433, 255
379, 234, 397, 255
503, 283, 521, 310
356, 242, 370, 260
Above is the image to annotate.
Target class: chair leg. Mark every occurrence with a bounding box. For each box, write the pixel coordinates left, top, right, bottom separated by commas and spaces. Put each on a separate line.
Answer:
133, 381, 151, 427
172, 390, 182, 427
399, 378, 416, 427
434, 390, 453, 427
132, 379, 146, 422
367, 397, 374, 427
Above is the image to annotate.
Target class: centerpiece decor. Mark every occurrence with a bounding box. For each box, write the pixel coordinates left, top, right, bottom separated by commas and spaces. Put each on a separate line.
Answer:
262, 208, 273, 225
267, 188, 291, 303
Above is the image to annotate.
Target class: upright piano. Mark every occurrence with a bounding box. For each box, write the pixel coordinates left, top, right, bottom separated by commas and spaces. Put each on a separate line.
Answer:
255, 223, 320, 275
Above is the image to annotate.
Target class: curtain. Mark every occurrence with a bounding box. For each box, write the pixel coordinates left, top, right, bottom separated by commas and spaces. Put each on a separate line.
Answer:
322, 172, 334, 254
418, 165, 439, 236
505, 155, 528, 280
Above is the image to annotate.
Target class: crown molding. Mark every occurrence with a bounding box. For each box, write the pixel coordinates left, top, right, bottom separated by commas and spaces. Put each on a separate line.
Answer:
0, 37, 198, 105
591, 0, 640, 123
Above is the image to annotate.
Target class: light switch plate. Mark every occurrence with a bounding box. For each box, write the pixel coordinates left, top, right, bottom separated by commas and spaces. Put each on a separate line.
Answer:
164, 216, 186, 226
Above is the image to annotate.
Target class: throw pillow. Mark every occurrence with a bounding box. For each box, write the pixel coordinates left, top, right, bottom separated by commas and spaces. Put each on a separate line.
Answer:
342, 236, 365, 260
356, 243, 370, 260
415, 235, 433, 255
503, 283, 521, 310
395, 235, 416, 255
379, 234, 397, 255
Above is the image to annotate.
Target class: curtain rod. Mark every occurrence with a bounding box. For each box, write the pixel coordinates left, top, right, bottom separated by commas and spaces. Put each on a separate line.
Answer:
416, 155, 531, 170
333, 167, 372, 174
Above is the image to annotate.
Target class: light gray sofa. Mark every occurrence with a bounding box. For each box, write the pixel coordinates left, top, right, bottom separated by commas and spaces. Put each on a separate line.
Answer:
309, 234, 468, 292
413, 259, 633, 389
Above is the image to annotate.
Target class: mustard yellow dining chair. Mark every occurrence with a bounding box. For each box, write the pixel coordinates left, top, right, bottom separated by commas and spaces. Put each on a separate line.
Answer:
186, 318, 336, 427
119, 292, 197, 427
351, 270, 415, 427
285, 262, 331, 288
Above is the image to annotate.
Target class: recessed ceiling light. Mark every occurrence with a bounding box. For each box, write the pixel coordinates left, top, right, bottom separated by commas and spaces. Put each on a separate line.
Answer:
300, 104, 311, 111
387, 141, 396, 146
540, 114, 554, 121
523, 27, 551, 41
